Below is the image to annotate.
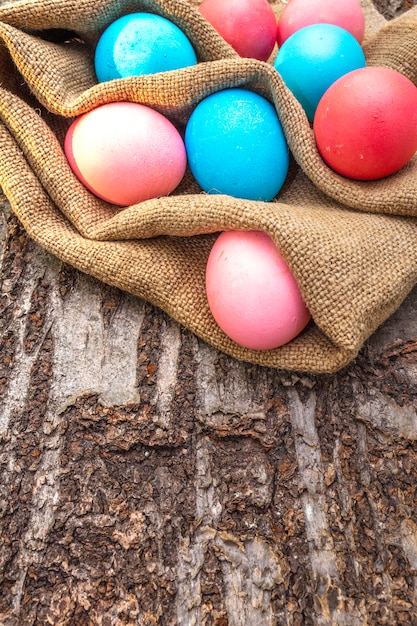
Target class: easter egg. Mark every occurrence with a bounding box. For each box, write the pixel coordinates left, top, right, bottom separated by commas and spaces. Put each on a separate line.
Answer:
185, 88, 289, 201
65, 102, 187, 206
277, 0, 365, 46
314, 66, 417, 180
273, 23, 366, 121
198, 0, 277, 61
94, 13, 197, 82
206, 230, 311, 350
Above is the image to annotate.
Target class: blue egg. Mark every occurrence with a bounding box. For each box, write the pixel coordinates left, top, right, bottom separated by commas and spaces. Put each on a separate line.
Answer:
273, 23, 366, 121
94, 13, 197, 82
185, 89, 289, 202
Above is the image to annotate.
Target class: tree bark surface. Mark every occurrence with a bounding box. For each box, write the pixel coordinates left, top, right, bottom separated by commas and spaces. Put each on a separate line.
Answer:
1, 1, 417, 624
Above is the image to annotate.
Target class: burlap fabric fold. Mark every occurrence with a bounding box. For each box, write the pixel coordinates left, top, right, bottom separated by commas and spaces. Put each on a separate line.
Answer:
0, 0, 417, 373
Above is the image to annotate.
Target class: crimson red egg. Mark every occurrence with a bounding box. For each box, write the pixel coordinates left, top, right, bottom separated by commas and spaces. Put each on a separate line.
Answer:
313, 67, 417, 181
277, 0, 365, 46
198, 0, 277, 61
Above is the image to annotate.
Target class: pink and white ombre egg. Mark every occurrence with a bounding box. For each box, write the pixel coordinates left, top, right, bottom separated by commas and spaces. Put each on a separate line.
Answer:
65, 102, 187, 206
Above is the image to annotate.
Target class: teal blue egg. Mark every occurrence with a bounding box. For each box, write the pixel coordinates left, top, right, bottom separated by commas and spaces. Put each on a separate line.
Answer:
185, 88, 289, 202
274, 23, 366, 121
94, 13, 197, 82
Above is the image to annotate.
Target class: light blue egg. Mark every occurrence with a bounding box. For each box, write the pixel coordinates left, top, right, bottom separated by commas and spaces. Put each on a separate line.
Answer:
94, 13, 197, 82
185, 88, 289, 202
274, 23, 366, 122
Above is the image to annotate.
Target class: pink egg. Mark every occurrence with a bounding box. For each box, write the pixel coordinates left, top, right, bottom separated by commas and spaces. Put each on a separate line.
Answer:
198, 0, 277, 61
277, 0, 365, 46
65, 102, 187, 206
206, 231, 311, 350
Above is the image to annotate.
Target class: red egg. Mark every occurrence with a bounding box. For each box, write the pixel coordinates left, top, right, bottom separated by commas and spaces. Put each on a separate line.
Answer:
277, 0, 365, 46
198, 0, 277, 61
313, 67, 417, 181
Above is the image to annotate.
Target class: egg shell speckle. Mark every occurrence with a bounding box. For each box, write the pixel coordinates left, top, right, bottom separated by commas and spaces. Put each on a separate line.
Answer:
94, 12, 197, 82
185, 88, 289, 201
314, 66, 417, 180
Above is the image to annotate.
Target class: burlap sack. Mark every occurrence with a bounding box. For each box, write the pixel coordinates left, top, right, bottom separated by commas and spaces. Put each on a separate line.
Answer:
0, 0, 417, 374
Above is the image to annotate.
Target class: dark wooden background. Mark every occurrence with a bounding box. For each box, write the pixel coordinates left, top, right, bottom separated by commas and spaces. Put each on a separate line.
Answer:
1, 1, 417, 624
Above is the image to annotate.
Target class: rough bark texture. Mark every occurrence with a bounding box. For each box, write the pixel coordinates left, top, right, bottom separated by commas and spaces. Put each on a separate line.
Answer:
372, 0, 417, 17
1, 1, 417, 624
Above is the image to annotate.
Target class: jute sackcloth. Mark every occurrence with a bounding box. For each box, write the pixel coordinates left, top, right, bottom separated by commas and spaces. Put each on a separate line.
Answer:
0, 0, 417, 373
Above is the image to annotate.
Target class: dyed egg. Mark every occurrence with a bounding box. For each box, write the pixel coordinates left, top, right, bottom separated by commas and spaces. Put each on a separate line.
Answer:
273, 23, 366, 122
277, 0, 365, 46
65, 102, 187, 206
314, 67, 417, 180
94, 13, 197, 82
185, 88, 289, 201
198, 0, 277, 61
206, 230, 311, 350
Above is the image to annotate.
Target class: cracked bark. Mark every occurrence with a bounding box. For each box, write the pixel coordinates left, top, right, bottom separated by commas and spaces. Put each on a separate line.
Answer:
1, 1, 417, 623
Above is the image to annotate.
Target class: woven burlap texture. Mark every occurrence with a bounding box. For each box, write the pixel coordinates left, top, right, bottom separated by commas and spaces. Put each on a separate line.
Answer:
0, 0, 417, 373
